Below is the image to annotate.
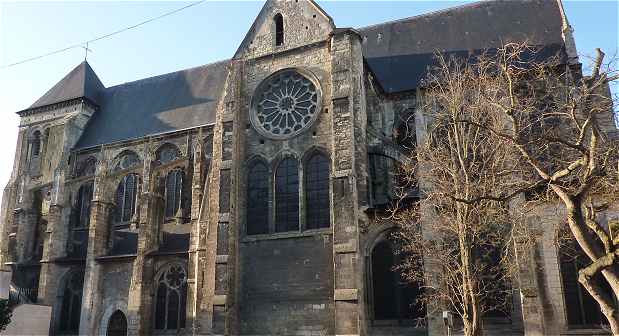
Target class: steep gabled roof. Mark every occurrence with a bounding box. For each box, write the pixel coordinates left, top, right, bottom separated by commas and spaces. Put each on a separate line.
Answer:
74, 60, 230, 150
233, 0, 334, 59
29, 61, 105, 109
358, 0, 567, 93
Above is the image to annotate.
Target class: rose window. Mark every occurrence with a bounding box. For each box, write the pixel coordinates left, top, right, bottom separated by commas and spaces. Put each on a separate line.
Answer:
250, 69, 322, 139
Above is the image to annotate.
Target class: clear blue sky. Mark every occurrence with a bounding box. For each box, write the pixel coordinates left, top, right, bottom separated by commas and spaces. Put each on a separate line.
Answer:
0, 0, 617, 201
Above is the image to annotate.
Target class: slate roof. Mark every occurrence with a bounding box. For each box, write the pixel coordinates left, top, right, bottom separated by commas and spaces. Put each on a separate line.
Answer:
30, 0, 570, 149
358, 0, 567, 93
29, 61, 104, 109
74, 60, 229, 149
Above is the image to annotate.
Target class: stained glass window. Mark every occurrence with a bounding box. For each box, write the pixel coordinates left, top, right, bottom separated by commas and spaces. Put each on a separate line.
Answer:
114, 174, 139, 223
247, 162, 269, 235
157, 143, 180, 165
251, 69, 321, 140
75, 157, 97, 178
154, 264, 188, 331
305, 153, 330, 229
275, 158, 299, 232
164, 169, 183, 219
113, 151, 139, 172
73, 182, 93, 228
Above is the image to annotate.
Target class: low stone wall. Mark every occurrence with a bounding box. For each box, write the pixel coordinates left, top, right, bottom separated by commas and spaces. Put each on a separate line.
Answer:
1, 304, 51, 336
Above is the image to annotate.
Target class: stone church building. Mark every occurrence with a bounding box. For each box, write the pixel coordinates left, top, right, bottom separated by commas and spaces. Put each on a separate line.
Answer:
0, 0, 613, 335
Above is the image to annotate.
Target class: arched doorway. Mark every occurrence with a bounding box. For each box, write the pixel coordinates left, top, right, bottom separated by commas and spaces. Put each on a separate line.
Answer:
370, 239, 425, 321
106, 310, 127, 336
57, 269, 84, 334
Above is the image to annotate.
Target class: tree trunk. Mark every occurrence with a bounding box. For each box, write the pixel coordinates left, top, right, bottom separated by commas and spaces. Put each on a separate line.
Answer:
561, 196, 619, 332
458, 215, 483, 336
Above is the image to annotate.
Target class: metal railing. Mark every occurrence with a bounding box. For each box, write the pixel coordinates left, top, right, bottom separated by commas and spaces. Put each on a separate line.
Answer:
8, 284, 37, 306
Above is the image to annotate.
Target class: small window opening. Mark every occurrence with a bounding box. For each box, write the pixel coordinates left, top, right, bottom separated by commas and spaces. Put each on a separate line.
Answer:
274, 14, 284, 46
31, 131, 41, 157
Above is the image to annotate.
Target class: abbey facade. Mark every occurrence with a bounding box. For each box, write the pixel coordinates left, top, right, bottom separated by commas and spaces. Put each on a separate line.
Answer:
0, 0, 613, 335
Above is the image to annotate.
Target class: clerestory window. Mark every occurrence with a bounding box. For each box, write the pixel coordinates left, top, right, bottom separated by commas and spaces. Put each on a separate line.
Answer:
164, 169, 184, 219
114, 174, 139, 224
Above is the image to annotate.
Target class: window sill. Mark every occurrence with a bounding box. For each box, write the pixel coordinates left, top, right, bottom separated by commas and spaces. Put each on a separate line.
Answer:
95, 254, 137, 262
371, 319, 423, 326
50, 257, 86, 264
241, 228, 331, 242
562, 328, 612, 335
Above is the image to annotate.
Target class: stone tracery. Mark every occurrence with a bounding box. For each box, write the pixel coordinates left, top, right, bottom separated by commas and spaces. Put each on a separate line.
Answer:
251, 69, 321, 139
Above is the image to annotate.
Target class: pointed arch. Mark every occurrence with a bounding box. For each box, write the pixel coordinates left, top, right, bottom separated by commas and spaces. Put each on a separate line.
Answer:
153, 262, 188, 331
56, 268, 85, 334
367, 231, 425, 322
304, 151, 330, 229
112, 150, 140, 172
156, 143, 181, 165
247, 157, 269, 235
114, 174, 139, 224
72, 182, 94, 228
275, 157, 299, 232
75, 156, 97, 177
164, 168, 184, 219
106, 310, 127, 336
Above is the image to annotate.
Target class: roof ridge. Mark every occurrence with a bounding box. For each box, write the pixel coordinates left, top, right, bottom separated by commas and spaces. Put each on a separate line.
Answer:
105, 59, 230, 90
358, 0, 497, 31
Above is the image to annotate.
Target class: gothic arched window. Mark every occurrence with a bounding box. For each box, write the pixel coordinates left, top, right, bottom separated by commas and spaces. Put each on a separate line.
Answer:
107, 310, 127, 336
275, 158, 299, 232
68, 182, 93, 257
58, 270, 84, 334
371, 240, 424, 321
73, 182, 93, 228
305, 153, 330, 229
114, 174, 139, 223
113, 151, 140, 172
274, 13, 284, 46
157, 143, 180, 165
247, 161, 269, 235
75, 157, 97, 178
154, 264, 188, 331
164, 169, 184, 219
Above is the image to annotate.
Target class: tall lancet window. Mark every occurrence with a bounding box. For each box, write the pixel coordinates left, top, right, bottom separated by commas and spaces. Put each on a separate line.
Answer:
114, 174, 139, 224
275, 158, 299, 232
247, 161, 269, 235
274, 13, 284, 46
31, 131, 41, 157
305, 153, 330, 229
164, 168, 184, 219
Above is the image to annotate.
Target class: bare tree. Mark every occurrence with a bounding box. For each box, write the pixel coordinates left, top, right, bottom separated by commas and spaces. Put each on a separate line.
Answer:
394, 42, 619, 333
383, 54, 537, 336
